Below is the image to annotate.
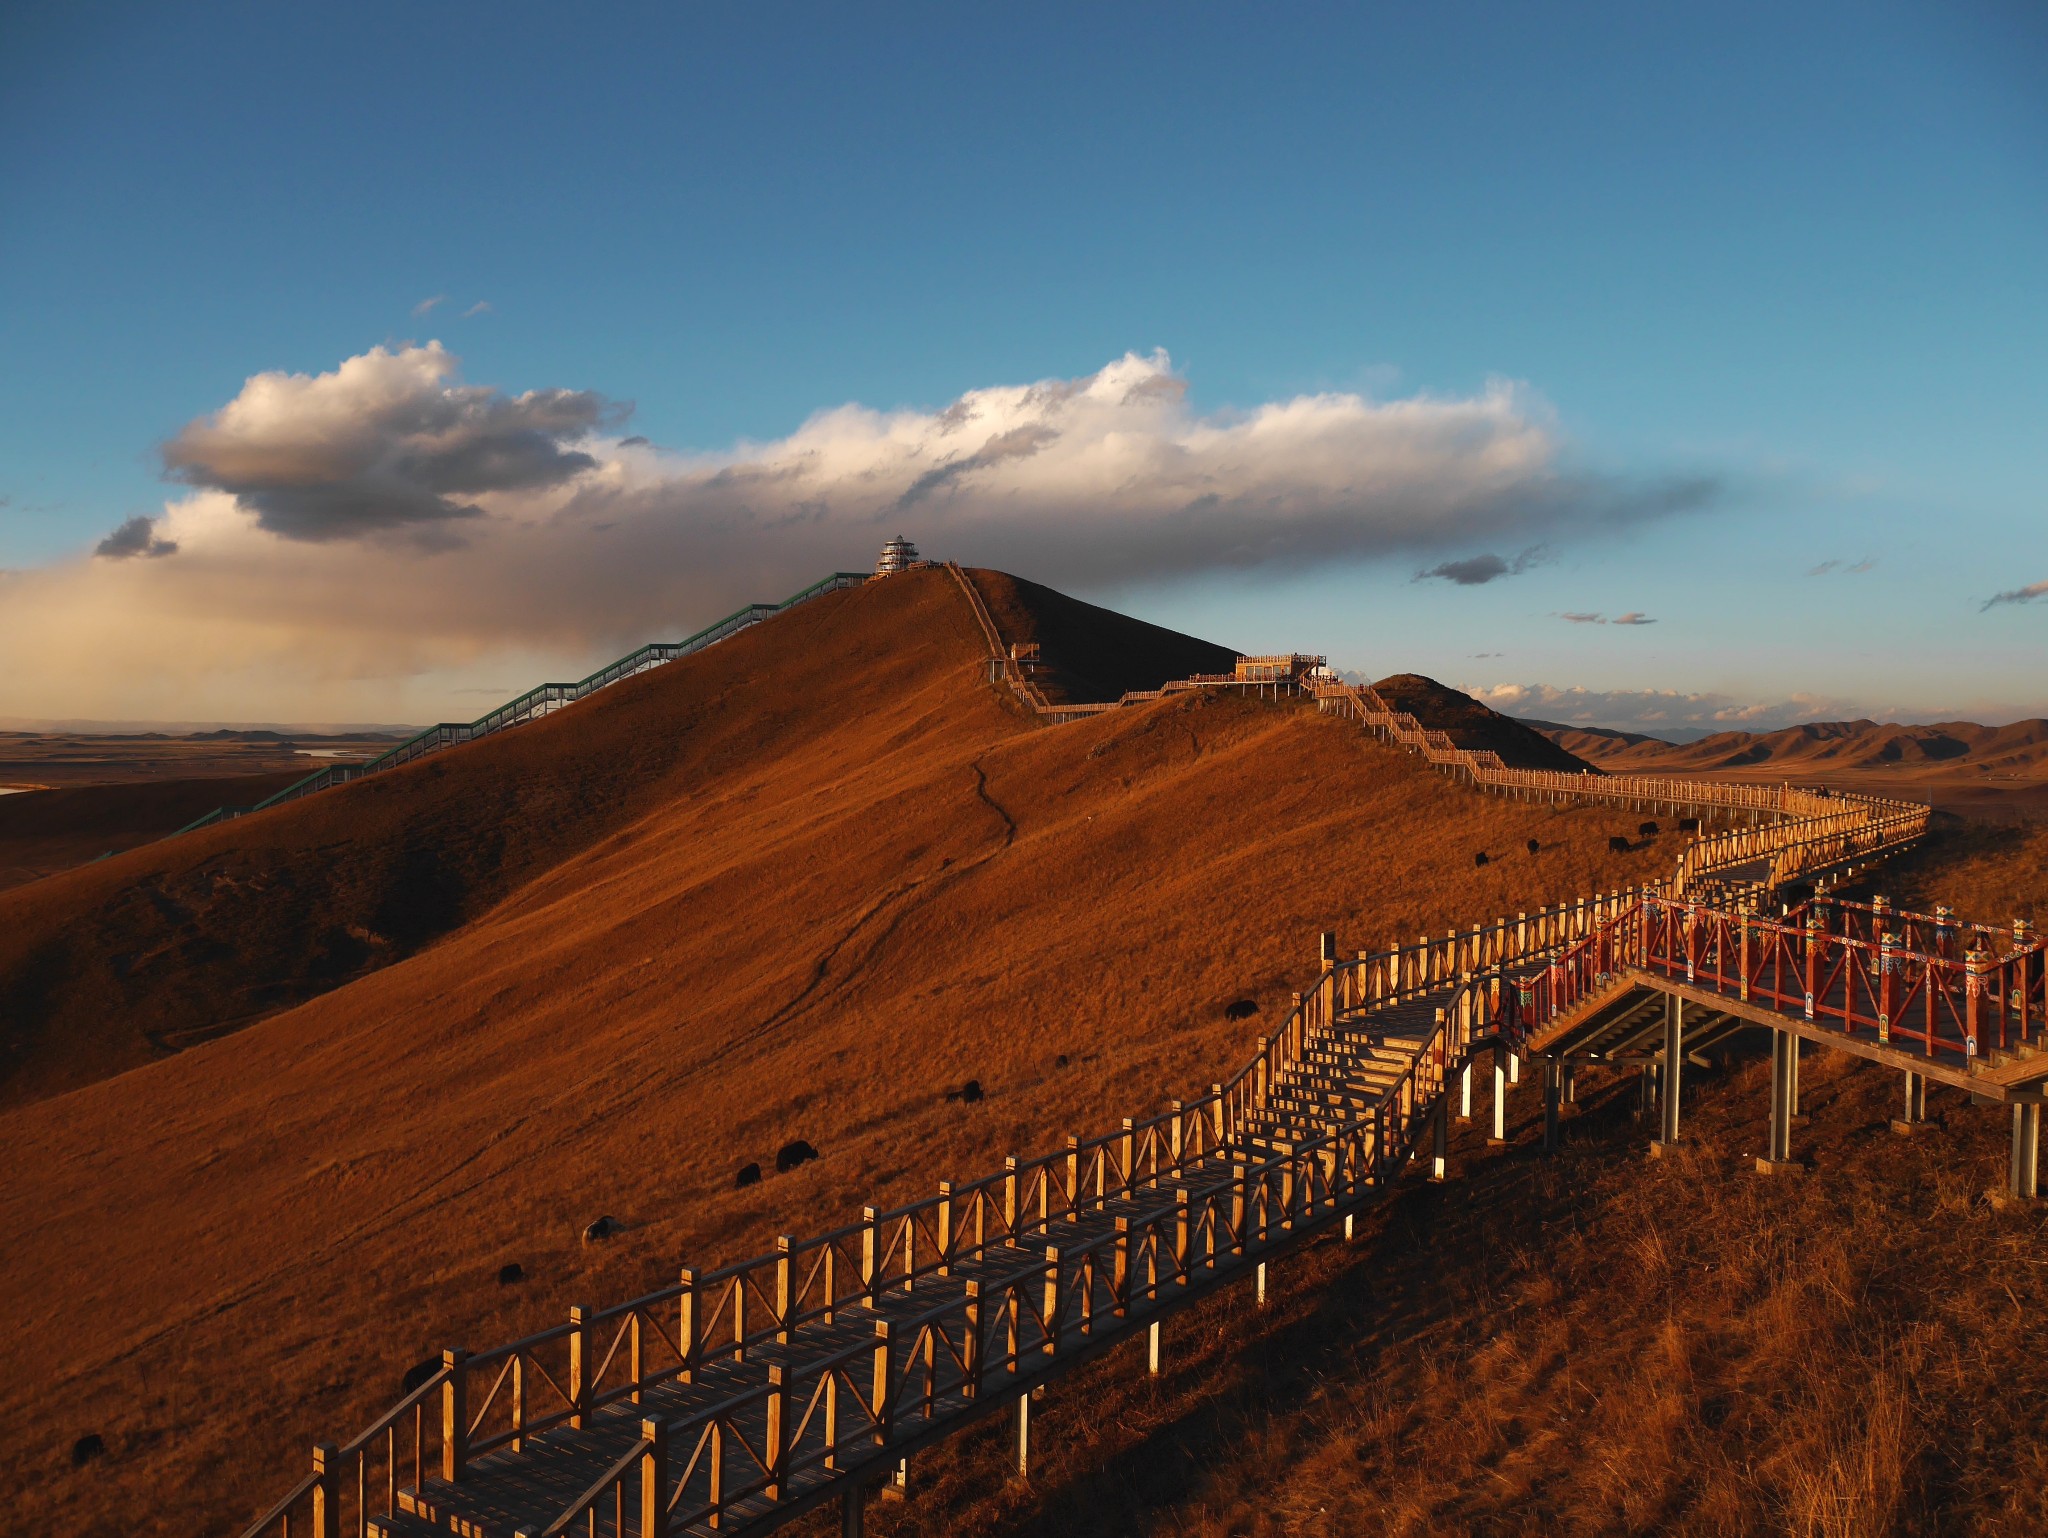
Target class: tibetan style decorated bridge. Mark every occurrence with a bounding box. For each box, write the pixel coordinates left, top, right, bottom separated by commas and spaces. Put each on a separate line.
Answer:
235, 565, 2044, 1538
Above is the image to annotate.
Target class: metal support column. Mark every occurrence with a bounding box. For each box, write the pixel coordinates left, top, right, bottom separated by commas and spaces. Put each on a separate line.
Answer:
2012, 1103, 2041, 1202
1541, 1057, 1562, 1153
1652, 994, 1683, 1154
1758, 1029, 1800, 1174
1892, 1071, 1929, 1135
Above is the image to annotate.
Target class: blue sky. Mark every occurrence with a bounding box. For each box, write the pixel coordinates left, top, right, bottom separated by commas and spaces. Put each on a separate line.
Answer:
2, 2, 2044, 729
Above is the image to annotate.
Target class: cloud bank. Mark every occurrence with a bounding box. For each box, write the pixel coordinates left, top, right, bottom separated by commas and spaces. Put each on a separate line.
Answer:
6, 344, 1716, 720
1469, 682, 1850, 736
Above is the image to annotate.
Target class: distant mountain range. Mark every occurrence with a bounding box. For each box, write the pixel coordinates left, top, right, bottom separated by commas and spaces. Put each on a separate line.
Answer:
1525, 717, 2048, 781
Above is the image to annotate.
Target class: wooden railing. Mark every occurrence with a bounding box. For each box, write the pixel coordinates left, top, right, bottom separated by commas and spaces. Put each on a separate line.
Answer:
1521, 892, 2048, 1065
174, 573, 873, 837
233, 569, 1945, 1536
238, 884, 1644, 1538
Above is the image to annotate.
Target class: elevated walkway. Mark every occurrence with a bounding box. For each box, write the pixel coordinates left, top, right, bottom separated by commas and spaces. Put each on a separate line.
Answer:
227, 565, 1995, 1538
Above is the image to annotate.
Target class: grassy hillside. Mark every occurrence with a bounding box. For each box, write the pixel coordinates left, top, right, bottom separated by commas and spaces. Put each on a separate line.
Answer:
0, 771, 305, 892
834, 1044, 2048, 1538
1373, 674, 1595, 775
0, 566, 1674, 1537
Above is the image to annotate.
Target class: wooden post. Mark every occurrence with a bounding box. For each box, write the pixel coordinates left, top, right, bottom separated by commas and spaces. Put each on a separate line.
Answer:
776, 1236, 795, 1338
641, 1417, 669, 1538
677, 1269, 699, 1383
962, 1280, 984, 1397
861, 1207, 881, 1301
309, 1443, 338, 1538
1041, 1248, 1063, 1357
1490, 1047, 1508, 1144
569, 1307, 593, 1428
1015, 1389, 1031, 1477
763, 1365, 788, 1500
440, 1348, 468, 1482
1065, 1136, 1082, 1218
935, 1187, 954, 1276
1255, 1260, 1267, 1307
870, 1320, 895, 1449
1148, 1319, 1162, 1374
1113, 1218, 1131, 1317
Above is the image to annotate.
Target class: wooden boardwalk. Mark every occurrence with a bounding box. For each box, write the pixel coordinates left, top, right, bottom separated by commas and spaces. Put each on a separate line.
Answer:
253, 945, 1532, 1538
234, 570, 1998, 1538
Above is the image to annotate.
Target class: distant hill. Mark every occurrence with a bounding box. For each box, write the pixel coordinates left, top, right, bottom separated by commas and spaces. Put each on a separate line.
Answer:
1372, 676, 1597, 774
1531, 716, 2048, 778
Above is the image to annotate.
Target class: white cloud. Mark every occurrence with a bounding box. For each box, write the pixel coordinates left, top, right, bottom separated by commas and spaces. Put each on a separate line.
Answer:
412, 295, 446, 317
1467, 682, 1855, 735
2, 345, 1719, 721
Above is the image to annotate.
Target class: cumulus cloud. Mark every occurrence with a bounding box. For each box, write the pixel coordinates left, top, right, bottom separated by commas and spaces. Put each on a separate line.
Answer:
1468, 682, 1852, 736
93, 514, 178, 559
160, 343, 617, 542
1983, 579, 2048, 611
1413, 543, 1550, 586
1, 345, 1722, 721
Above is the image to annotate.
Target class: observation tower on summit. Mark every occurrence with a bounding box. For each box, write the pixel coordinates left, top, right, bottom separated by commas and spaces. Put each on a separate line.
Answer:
873, 535, 920, 576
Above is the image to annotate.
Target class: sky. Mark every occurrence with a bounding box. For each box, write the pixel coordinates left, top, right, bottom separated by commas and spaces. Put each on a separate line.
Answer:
1, 1, 2044, 733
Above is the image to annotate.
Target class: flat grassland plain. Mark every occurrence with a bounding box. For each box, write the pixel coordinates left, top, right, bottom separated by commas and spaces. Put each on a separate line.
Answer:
2, 568, 2041, 1536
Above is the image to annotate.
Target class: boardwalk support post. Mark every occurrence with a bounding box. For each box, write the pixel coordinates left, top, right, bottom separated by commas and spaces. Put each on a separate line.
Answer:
1458, 1058, 1473, 1122
1541, 1057, 1561, 1153
1433, 1100, 1449, 1178
1652, 994, 1683, 1155
1490, 1046, 1509, 1145
2012, 1104, 2041, 1202
842, 1483, 866, 1538
1255, 1260, 1267, 1307
1758, 1029, 1802, 1174
1893, 1072, 1930, 1136
1015, 1390, 1031, 1477
1148, 1319, 1161, 1374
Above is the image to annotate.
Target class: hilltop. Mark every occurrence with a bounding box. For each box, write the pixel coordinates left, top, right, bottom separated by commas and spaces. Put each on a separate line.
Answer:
0, 566, 1675, 1536
1373, 675, 1594, 774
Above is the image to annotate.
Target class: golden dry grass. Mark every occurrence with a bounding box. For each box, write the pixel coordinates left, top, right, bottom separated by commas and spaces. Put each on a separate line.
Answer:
0, 568, 1676, 1536
803, 1044, 2046, 1538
